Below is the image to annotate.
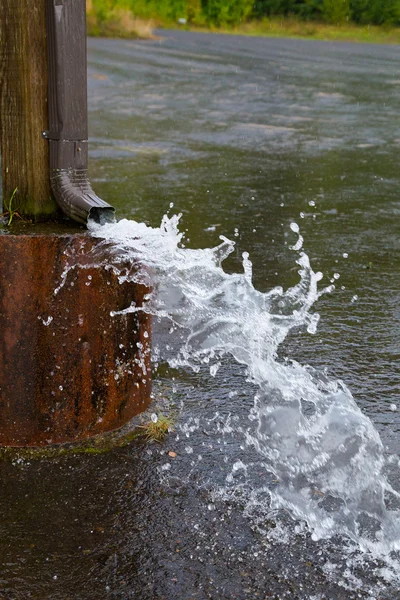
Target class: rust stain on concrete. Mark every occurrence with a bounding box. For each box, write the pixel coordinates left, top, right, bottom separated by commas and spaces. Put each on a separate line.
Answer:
0, 233, 152, 446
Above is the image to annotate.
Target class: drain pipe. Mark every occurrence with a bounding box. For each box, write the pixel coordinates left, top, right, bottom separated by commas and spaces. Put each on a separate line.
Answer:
44, 0, 115, 225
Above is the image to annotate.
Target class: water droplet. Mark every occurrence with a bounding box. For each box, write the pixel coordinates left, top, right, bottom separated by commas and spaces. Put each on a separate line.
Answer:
210, 363, 220, 377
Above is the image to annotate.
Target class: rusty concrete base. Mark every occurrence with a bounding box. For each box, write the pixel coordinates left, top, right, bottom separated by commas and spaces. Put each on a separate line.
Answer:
0, 233, 152, 446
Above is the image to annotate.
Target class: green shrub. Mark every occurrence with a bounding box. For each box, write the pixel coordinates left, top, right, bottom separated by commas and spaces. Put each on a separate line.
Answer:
252, 0, 299, 18
350, 0, 400, 25
322, 0, 350, 23
201, 0, 254, 26
126, 0, 188, 22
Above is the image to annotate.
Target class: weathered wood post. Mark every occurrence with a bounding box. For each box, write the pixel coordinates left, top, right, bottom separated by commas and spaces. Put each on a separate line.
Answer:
0, 1, 58, 220
0, 0, 152, 446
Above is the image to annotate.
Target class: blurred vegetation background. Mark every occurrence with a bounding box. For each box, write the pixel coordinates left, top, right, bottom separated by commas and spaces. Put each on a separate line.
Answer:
86, 0, 400, 42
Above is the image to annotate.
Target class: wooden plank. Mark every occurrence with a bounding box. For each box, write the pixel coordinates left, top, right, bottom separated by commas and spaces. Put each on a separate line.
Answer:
0, 0, 59, 220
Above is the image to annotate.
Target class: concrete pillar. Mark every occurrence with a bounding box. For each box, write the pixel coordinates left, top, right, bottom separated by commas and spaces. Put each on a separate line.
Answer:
0, 233, 152, 446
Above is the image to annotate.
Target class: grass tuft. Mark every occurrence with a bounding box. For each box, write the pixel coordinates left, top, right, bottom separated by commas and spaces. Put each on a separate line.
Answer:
138, 414, 174, 442
0, 188, 30, 226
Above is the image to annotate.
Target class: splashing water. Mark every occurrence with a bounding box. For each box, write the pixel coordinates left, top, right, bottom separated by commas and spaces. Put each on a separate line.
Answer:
63, 214, 400, 587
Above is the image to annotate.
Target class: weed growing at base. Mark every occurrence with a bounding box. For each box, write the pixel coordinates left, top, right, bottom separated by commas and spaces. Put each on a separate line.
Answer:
139, 414, 174, 442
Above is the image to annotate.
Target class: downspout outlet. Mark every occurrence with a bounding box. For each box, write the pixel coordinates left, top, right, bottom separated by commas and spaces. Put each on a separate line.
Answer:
45, 0, 115, 226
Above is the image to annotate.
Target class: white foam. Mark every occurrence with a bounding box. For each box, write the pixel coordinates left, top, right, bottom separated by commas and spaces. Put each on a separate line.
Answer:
75, 215, 400, 588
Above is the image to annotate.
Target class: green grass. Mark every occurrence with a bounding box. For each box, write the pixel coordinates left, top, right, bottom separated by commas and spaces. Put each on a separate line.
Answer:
164, 17, 400, 45
87, 1, 400, 46
4, 187, 19, 225
226, 17, 400, 44
138, 414, 174, 442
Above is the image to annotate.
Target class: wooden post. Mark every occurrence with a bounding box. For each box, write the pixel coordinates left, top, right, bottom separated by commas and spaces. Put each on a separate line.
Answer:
0, 1, 59, 221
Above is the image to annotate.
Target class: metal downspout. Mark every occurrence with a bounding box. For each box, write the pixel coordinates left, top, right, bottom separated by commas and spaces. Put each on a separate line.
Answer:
45, 0, 115, 225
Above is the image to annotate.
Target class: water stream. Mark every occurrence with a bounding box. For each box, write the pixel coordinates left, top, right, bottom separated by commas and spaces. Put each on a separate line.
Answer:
62, 211, 399, 595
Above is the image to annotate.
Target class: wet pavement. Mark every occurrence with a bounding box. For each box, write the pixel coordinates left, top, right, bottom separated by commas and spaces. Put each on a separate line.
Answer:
0, 30, 400, 599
